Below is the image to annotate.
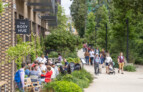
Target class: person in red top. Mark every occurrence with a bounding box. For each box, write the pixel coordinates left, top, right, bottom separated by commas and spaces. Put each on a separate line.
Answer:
41, 66, 53, 83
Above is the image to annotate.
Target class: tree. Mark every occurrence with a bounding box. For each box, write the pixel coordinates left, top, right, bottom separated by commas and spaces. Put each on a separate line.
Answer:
56, 4, 68, 31
70, 0, 87, 37
0, 0, 3, 13
96, 5, 111, 50
85, 12, 96, 46
45, 30, 82, 58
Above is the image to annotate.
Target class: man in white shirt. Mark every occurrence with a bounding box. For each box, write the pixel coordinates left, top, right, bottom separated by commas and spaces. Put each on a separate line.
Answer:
89, 49, 95, 65
38, 62, 47, 74
40, 55, 47, 64
52, 64, 59, 78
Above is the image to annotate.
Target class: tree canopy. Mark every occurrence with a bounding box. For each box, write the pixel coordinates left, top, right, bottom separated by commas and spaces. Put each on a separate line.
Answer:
45, 30, 82, 56
70, 0, 87, 37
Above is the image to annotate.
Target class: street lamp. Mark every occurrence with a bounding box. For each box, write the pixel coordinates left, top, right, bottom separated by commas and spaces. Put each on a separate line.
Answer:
106, 23, 108, 52
126, 18, 129, 63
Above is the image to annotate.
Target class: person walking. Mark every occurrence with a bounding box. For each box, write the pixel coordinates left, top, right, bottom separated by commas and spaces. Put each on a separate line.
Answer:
94, 54, 101, 75
84, 50, 90, 65
100, 54, 105, 68
15, 63, 25, 92
105, 53, 113, 74
95, 47, 100, 55
118, 52, 125, 74
89, 49, 95, 65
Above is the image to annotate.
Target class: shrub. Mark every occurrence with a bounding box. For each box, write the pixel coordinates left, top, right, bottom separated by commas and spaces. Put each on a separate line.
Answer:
124, 65, 136, 72
66, 57, 80, 63
55, 69, 93, 89
44, 81, 82, 92
135, 57, 143, 65
48, 51, 58, 58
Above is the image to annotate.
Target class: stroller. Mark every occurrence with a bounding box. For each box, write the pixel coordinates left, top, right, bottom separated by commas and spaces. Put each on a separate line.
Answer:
108, 62, 115, 75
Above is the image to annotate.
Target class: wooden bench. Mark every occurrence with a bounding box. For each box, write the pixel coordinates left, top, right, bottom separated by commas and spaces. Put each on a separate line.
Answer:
0, 81, 7, 92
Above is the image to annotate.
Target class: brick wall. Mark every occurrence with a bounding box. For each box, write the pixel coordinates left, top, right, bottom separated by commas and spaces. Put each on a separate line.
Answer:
0, 0, 14, 92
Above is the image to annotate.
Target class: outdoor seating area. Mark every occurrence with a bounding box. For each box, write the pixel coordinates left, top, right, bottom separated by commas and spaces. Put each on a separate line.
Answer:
0, 81, 7, 92
14, 52, 82, 92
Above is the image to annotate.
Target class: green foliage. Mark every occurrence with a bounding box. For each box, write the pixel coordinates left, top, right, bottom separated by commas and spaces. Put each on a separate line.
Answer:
85, 12, 96, 45
64, 50, 78, 58
48, 51, 58, 58
0, 0, 3, 13
16, 35, 23, 44
55, 69, 93, 89
96, 5, 111, 49
56, 4, 68, 31
66, 57, 80, 63
6, 34, 43, 69
44, 81, 82, 92
45, 30, 82, 58
6, 42, 35, 69
124, 65, 136, 72
71, 0, 87, 37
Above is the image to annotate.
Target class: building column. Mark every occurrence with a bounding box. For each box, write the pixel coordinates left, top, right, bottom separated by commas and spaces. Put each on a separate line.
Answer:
24, 0, 28, 42
30, 7, 34, 34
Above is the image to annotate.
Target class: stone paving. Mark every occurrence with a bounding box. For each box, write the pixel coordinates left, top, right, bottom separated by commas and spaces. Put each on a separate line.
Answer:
78, 49, 143, 92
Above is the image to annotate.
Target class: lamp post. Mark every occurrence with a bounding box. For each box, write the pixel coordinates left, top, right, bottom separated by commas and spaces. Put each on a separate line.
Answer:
106, 23, 108, 52
126, 18, 129, 63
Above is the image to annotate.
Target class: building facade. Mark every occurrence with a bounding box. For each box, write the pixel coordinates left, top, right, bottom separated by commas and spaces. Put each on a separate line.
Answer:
0, 0, 57, 91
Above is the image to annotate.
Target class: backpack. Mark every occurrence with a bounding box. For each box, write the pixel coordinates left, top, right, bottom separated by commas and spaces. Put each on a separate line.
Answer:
74, 64, 81, 70
67, 62, 75, 74
14, 70, 21, 83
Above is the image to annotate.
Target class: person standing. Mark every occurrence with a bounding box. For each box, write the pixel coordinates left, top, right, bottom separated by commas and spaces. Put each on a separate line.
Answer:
95, 47, 100, 55
100, 54, 105, 68
94, 54, 101, 75
15, 63, 25, 92
58, 54, 62, 63
101, 49, 106, 60
118, 52, 125, 74
83, 43, 87, 52
105, 53, 113, 74
45, 53, 49, 62
89, 49, 95, 65
84, 50, 90, 65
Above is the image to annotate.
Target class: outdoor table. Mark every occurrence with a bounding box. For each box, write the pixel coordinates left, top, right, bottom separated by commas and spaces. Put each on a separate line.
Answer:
0, 81, 7, 92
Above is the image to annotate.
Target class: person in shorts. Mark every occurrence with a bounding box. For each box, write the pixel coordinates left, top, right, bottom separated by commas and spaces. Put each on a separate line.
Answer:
118, 52, 125, 74
105, 53, 112, 74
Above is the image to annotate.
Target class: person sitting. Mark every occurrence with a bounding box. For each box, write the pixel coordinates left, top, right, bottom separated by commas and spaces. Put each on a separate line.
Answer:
25, 65, 30, 77
51, 64, 59, 78
64, 59, 69, 70
41, 66, 53, 83
31, 61, 38, 68
40, 54, 47, 64
29, 65, 40, 82
38, 62, 47, 74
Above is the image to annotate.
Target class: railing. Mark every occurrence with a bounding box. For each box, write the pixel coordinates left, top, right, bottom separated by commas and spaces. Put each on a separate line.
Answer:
0, 81, 7, 92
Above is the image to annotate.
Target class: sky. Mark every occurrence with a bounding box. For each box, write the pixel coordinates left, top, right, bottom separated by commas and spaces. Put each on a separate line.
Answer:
61, 0, 73, 16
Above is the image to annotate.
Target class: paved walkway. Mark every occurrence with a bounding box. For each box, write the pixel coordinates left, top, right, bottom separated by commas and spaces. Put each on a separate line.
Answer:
78, 49, 143, 92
